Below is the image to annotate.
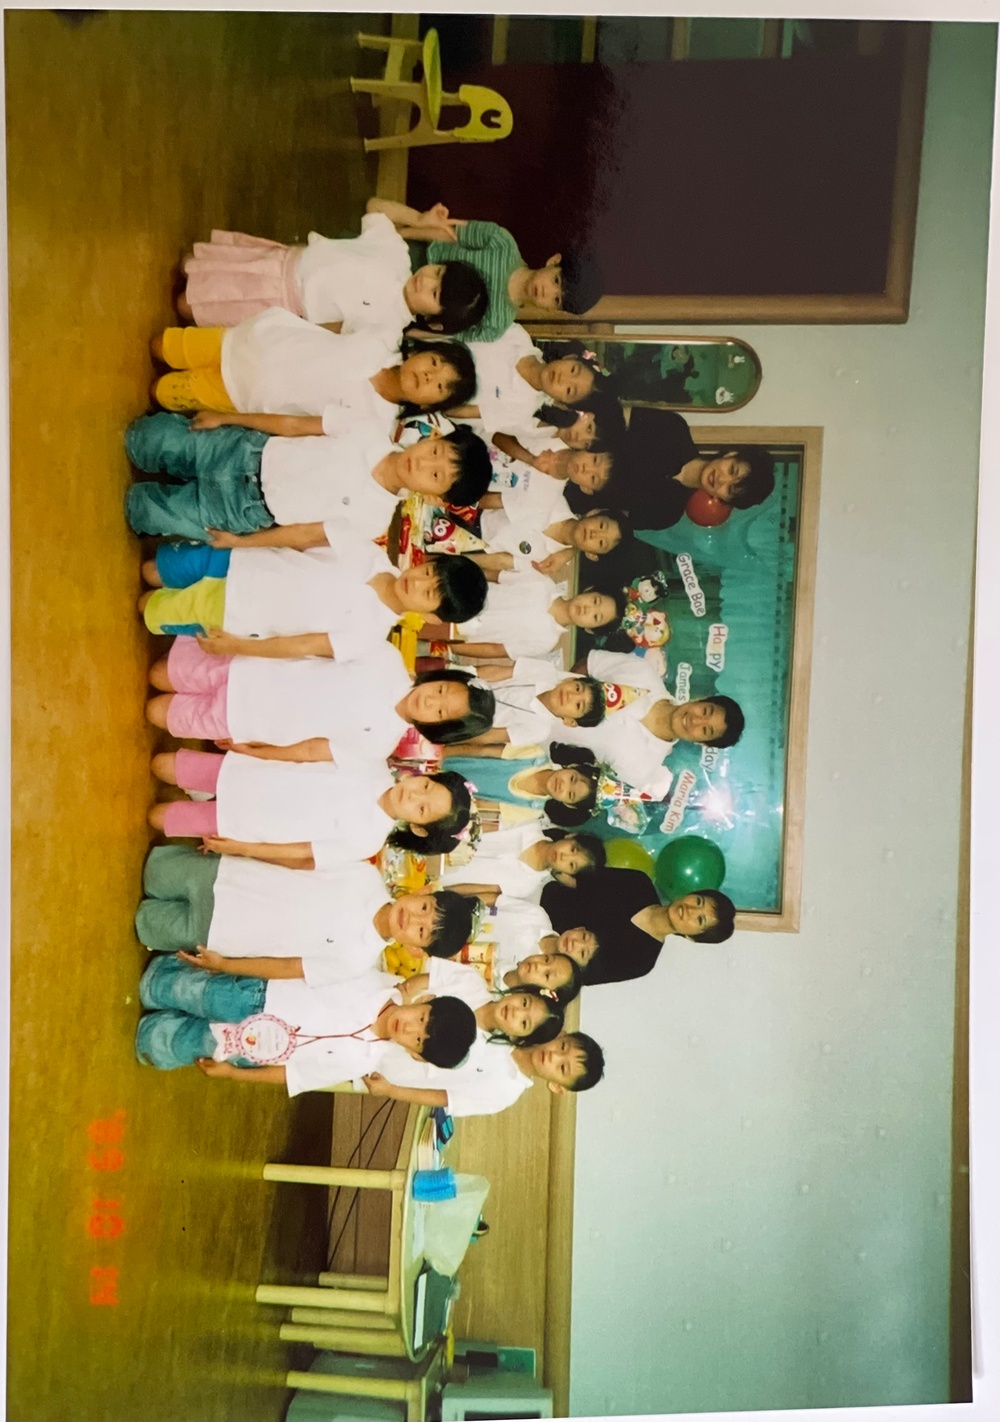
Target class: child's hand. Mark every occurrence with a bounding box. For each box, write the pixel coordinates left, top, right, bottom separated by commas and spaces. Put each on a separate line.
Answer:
177, 946, 226, 973
422, 203, 456, 236
197, 629, 242, 657
362, 1073, 395, 1098
532, 551, 571, 580
201, 836, 241, 856
214, 738, 233, 750
196, 1058, 233, 1078
191, 412, 230, 431
205, 527, 242, 549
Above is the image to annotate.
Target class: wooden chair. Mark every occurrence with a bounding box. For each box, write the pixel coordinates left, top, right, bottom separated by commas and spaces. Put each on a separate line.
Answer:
352, 29, 512, 153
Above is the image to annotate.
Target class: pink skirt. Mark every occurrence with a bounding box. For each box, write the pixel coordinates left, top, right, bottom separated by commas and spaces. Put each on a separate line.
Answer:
183, 230, 306, 327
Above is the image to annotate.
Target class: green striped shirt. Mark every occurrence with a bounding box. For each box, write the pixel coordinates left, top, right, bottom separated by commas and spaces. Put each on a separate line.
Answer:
426, 220, 523, 344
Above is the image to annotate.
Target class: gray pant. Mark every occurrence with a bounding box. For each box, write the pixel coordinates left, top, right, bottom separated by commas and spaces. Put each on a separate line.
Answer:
136, 846, 219, 951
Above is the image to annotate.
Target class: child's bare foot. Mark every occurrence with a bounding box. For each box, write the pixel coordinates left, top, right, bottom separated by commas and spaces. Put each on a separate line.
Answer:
141, 559, 162, 588
150, 332, 165, 362
175, 291, 194, 322
149, 375, 162, 407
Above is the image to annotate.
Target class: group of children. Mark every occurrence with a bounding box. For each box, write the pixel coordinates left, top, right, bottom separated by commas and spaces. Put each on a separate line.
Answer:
127, 194, 762, 1121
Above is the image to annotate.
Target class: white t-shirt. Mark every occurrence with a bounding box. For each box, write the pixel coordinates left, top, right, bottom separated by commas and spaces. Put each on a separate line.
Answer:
468, 325, 543, 441
213, 970, 403, 1096
208, 858, 389, 988
215, 756, 396, 870
425, 955, 493, 1013
259, 420, 399, 534
440, 822, 549, 903
470, 894, 554, 991
479, 497, 574, 575
561, 648, 677, 796
380, 1033, 532, 1118
225, 638, 412, 759
221, 308, 400, 425
457, 568, 563, 659
488, 657, 569, 749
223, 540, 398, 660
295, 213, 413, 338
508, 420, 568, 457
486, 441, 567, 523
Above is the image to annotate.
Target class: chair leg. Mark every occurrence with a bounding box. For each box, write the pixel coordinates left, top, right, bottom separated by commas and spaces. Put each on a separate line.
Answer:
257, 1283, 397, 1313
280, 1323, 408, 1356
286, 1373, 408, 1403
317, 1271, 388, 1291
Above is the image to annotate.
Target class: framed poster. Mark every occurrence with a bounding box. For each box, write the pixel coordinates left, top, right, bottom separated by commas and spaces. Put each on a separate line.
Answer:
571, 426, 821, 932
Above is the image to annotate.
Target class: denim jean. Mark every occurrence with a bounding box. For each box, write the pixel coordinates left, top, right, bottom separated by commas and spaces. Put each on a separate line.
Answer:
135, 956, 266, 1070
124, 412, 275, 541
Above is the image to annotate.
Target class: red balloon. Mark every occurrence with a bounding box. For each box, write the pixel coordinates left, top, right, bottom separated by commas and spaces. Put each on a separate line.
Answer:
686, 489, 733, 526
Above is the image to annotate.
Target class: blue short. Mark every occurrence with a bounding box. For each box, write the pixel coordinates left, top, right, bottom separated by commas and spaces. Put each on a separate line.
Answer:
155, 541, 232, 588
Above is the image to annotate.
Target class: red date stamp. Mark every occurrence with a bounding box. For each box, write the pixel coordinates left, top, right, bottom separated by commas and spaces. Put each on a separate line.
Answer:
86, 1112, 125, 1304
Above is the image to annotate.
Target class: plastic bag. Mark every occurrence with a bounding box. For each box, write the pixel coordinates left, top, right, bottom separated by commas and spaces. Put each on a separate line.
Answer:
421, 1173, 491, 1277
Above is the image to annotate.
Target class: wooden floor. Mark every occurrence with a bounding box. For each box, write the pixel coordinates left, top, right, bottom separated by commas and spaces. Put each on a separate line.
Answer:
5, 12, 376, 1421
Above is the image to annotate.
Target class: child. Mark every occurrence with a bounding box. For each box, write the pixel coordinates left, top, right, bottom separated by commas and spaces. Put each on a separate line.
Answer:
375, 956, 566, 1048
124, 410, 492, 544
542, 867, 737, 984
179, 202, 488, 341
482, 443, 622, 531
451, 658, 606, 751
562, 648, 746, 795
150, 313, 477, 430
137, 537, 487, 643
453, 574, 624, 662
611, 407, 776, 530
475, 507, 631, 584
452, 892, 582, 1003
380, 201, 603, 342
443, 744, 601, 830
148, 754, 471, 870
145, 640, 493, 766
441, 825, 606, 904
135, 956, 477, 1094
135, 843, 477, 984
364, 1029, 606, 1118
492, 387, 626, 467
458, 331, 609, 441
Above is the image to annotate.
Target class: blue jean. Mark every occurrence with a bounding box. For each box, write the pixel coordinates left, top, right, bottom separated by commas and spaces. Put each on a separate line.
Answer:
135, 957, 266, 1070
124, 412, 275, 541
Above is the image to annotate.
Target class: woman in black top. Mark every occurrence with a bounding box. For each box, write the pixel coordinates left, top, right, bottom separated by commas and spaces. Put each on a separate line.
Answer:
541, 866, 737, 986
601, 407, 776, 532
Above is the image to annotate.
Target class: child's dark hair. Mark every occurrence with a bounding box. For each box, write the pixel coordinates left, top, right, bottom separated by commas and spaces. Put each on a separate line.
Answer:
544, 744, 601, 829
578, 507, 632, 555
409, 668, 495, 746
578, 584, 627, 629
536, 389, 627, 453
422, 996, 477, 1068
441, 425, 492, 506
686, 890, 737, 945
565, 1031, 605, 1092
540, 340, 612, 396
558, 250, 603, 316
400, 340, 477, 414
424, 890, 480, 958
544, 828, 606, 873
486, 985, 564, 1048
410, 260, 488, 336
427, 554, 488, 623
545, 954, 584, 1006
701, 695, 745, 749
388, 771, 472, 855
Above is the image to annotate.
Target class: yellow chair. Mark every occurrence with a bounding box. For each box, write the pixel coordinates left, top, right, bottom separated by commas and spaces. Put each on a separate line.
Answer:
352, 29, 513, 153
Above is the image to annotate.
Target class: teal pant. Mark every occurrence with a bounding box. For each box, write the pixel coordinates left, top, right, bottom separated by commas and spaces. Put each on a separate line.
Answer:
136, 845, 219, 952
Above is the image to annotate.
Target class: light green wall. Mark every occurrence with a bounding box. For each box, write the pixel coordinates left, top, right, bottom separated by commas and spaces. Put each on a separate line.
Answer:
569, 22, 996, 1415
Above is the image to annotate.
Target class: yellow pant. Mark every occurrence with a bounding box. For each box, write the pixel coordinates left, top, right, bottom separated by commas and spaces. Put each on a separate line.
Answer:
155, 327, 236, 412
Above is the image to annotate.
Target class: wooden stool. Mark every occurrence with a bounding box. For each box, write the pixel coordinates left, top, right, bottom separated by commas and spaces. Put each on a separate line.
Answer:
352, 29, 512, 153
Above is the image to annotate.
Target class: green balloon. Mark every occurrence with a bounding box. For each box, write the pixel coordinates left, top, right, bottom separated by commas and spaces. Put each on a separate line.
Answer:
604, 837, 657, 878
654, 836, 726, 901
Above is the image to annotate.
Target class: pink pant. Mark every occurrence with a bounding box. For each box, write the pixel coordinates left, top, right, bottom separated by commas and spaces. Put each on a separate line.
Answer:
161, 750, 222, 838
164, 636, 232, 740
